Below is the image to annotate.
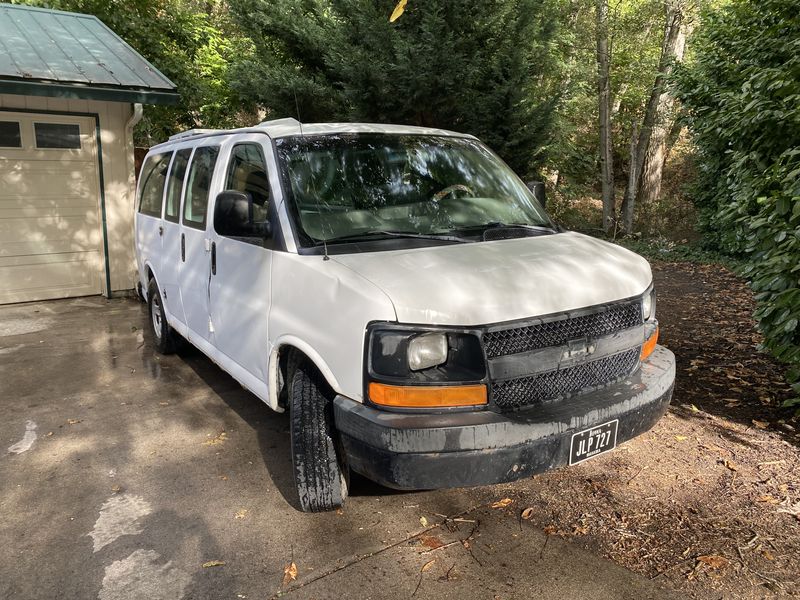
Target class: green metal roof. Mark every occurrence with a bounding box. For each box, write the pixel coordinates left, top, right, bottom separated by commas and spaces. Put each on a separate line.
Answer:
0, 3, 179, 104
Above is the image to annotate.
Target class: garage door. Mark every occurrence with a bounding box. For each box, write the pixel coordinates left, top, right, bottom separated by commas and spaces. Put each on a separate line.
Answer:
0, 112, 104, 303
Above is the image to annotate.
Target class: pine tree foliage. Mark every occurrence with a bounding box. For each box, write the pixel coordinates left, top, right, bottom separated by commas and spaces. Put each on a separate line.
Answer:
229, 0, 562, 176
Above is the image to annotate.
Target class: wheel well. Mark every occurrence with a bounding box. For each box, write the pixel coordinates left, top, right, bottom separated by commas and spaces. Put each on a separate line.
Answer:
275, 345, 335, 409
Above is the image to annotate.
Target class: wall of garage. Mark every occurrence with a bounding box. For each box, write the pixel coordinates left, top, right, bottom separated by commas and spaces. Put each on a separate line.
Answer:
0, 94, 138, 298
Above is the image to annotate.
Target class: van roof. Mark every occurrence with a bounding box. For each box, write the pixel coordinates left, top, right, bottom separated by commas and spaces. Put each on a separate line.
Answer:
150, 118, 475, 150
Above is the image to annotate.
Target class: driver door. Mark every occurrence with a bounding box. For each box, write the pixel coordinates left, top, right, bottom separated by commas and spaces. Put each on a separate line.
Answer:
207, 135, 274, 383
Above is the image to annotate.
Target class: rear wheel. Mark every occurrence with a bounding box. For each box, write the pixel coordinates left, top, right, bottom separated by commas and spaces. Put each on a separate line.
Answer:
147, 279, 179, 354
288, 353, 349, 512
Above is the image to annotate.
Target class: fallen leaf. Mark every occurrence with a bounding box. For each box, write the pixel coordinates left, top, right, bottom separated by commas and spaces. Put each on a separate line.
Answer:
421, 559, 436, 573
756, 495, 780, 504
690, 404, 700, 413
203, 432, 228, 446
521, 507, 534, 520
572, 524, 589, 535
762, 549, 775, 561
111, 485, 122, 493
46, 431, 53, 437
419, 516, 428, 527
282, 561, 298, 586
675, 435, 688, 442
697, 555, 728, 569
752, 419, 769, 430
491, 498, 513, 509
202, 560, 225, 568
67, 419, 81, 425
418, 535, 444, 550
723, 459, 738, 471
543, 525, 558, 535
235, 509, 248, 519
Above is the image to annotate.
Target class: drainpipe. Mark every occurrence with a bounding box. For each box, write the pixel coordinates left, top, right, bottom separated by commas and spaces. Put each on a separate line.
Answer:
125, 103, 144, 299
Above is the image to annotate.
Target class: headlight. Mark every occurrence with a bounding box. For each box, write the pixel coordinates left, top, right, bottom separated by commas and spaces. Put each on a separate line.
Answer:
367, 324, 486, 383
642, 288, 656, 321
407, 332, 448, 371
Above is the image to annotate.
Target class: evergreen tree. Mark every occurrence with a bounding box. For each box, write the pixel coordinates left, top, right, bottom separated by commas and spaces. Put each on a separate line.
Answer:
229, 0, 562, 176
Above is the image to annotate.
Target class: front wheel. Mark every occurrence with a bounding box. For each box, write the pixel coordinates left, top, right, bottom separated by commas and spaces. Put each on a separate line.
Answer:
288, 355, 349, 512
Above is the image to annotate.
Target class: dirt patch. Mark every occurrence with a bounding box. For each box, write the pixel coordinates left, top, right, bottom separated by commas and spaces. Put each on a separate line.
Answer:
502, 261, 800, 598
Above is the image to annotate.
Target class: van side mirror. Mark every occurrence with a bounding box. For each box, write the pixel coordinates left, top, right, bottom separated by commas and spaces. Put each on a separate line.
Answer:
526, 181, 546, 210
214, 190, 272, 238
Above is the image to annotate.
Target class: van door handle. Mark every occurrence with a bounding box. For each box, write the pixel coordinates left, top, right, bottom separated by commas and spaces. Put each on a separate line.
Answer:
158, 225, 164, 236
211, 242, 216, 275
181, 233, 185, 262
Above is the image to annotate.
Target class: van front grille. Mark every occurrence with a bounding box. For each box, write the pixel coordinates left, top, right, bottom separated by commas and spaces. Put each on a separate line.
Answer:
483, 300, 642, 359
491, 348, 640, 411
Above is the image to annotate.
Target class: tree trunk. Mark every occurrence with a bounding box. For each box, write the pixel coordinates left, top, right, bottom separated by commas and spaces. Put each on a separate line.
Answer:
596, 0, 614, 233
639, 20, 690, 207
620, 0, 686, 233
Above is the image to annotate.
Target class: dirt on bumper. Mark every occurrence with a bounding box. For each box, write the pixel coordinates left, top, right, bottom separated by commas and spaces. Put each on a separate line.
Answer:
334, 346, 675, 489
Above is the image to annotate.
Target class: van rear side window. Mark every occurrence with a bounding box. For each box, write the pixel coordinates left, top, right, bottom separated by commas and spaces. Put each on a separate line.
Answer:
165, 148, 192, 223
138, 152, 172, 217
183, 146, 219, 229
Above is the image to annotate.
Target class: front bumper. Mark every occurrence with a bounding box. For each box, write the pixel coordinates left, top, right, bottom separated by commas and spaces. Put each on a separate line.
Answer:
334, 345, 675, 490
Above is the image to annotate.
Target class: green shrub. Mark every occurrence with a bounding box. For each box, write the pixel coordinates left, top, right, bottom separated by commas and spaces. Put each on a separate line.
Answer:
675, 0, 800, 405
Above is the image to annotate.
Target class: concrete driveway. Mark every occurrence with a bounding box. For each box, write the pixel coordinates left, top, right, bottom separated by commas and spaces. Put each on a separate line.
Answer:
1, 297, 679, 600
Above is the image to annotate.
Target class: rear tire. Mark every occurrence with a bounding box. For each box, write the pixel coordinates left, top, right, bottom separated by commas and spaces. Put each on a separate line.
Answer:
147, 279, 179, 355
288, 354, 349, 512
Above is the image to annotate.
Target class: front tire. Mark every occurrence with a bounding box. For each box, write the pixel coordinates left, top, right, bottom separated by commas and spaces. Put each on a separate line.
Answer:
288, 355, 349, 512
147, 279, 179, 354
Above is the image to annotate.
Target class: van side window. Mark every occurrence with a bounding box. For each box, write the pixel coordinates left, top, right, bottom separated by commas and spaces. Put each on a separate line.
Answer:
225, 144, 270, 222
138, 152, 172, 217
183, 146, 220, 229
164, 148, 192, 223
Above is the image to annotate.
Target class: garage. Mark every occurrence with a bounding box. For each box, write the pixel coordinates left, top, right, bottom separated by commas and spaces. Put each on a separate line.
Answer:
0, 3, 178, 304
0, 113, 103, 303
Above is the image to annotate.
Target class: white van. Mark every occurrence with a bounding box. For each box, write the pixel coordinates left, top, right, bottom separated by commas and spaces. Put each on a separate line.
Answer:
135, 118, 675, 512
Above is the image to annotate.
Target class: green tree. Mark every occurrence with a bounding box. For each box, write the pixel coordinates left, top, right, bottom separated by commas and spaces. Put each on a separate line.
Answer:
676, 0, 800, 404
229, 0, 562, 177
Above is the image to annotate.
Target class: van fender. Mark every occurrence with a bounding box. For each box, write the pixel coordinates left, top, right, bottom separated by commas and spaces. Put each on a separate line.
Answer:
140, 259, 159, 302
268, 335, 344, 412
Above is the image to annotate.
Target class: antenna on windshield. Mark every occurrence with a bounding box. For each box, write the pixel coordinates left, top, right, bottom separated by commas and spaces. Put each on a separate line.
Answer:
294, 90, 329, 261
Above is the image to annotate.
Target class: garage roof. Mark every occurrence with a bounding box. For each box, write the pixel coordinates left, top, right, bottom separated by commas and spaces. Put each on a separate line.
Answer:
0, 3, 179, 104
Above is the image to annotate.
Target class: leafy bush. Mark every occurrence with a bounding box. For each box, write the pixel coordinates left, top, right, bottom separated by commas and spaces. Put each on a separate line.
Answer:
675, 0, 800, 405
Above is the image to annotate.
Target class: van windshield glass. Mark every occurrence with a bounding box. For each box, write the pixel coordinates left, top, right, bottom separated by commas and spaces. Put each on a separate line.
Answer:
274, 134, 552, 245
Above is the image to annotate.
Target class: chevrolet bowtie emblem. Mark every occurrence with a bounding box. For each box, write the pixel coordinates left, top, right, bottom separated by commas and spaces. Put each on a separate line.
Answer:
562, 339, 597, 361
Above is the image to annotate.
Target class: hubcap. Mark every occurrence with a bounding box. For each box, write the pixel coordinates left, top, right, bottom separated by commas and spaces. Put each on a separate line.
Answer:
151, 295, 162, 339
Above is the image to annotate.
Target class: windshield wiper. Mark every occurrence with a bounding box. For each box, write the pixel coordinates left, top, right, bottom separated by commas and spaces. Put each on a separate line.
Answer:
317, 230, 472, 245
460, 222, 559, 235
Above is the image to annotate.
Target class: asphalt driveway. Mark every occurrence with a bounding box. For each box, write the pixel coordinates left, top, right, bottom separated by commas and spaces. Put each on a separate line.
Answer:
0, 297, 679, 600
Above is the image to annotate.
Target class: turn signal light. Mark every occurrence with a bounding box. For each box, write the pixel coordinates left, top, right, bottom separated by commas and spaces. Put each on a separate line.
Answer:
368, 382, 487, 408
641, 325, 659, 361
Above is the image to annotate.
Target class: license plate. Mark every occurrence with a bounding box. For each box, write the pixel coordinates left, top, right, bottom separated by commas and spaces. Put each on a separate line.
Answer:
569, 419, 618, 465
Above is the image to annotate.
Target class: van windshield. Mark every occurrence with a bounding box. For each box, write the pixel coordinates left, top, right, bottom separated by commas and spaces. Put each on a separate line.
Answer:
274, 133, 552, 246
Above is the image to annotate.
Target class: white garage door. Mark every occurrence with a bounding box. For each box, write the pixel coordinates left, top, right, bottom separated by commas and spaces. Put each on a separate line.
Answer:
0, 112, 105, 304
